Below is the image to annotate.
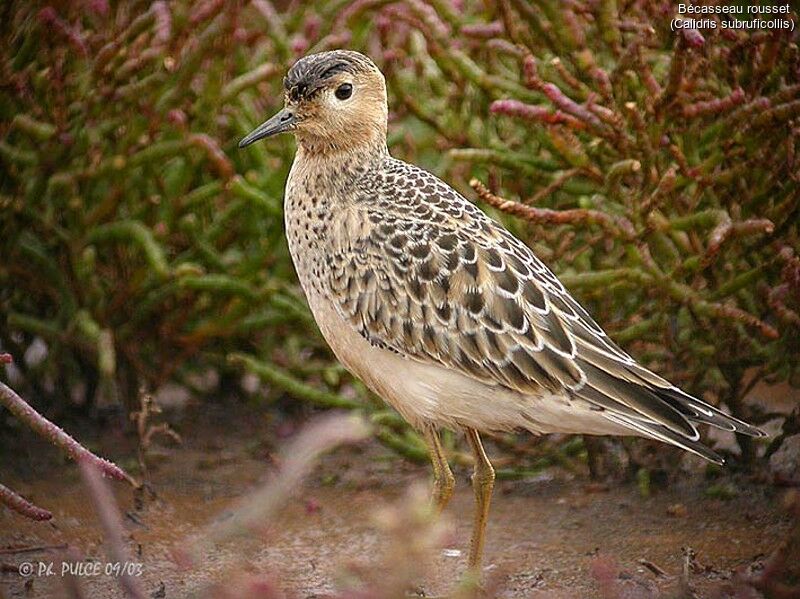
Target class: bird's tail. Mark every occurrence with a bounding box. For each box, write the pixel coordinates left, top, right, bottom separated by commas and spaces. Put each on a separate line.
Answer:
573, 360, 766, 464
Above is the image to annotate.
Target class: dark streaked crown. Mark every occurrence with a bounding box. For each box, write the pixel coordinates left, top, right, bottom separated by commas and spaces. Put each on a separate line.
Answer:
283, 50, 376, 102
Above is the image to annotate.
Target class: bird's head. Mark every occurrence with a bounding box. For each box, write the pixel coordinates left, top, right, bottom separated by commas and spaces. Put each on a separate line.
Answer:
238, 50, 388, 153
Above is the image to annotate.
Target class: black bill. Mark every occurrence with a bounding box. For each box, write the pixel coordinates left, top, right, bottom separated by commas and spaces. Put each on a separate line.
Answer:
238, 109, 296, 148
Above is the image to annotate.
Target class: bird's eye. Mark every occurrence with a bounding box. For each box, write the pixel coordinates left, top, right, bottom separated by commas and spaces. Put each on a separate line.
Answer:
335, 83, 353, 100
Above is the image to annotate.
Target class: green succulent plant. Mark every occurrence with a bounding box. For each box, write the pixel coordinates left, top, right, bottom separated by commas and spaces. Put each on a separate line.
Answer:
2, 0, 798, 468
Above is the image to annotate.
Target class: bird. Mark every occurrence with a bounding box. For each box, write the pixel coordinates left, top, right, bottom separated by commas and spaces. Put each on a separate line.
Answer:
238, 49, 766, 576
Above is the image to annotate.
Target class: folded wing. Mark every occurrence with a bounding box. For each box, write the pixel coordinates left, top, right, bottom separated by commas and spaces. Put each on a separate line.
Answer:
327, 162, 764, 462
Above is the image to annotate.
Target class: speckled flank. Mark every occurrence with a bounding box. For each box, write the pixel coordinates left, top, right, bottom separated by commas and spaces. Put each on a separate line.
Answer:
277, 50, 765, 463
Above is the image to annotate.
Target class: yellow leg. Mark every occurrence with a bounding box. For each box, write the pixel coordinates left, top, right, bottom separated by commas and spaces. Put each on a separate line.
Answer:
422, 425, 455, 514
465, 427, 495, 573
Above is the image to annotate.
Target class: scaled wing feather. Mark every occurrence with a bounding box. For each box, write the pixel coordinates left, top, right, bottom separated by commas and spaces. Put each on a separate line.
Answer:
326, 159, 765, 450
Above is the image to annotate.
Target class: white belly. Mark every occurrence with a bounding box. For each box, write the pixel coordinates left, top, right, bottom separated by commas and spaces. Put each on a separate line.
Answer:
303, 288, 631, 436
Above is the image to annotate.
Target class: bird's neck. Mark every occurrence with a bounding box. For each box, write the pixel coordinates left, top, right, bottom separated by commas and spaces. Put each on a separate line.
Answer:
295, 132, 389, 169
288, 136, 389, 203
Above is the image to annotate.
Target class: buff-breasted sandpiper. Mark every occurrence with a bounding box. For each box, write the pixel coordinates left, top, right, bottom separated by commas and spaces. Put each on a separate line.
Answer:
238, 49, 766, 576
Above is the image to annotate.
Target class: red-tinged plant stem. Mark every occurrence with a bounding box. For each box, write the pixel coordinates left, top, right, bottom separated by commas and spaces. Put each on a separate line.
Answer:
0, 374, 136, 486
683, 87, 745, 119
151, 1, 171, 47
470, 178, 636, 239
38, 7, 88, 57
768, 285, 800, 327
490, 99, 586, 130
0, 483, 52, 521
705, 218, 775, 265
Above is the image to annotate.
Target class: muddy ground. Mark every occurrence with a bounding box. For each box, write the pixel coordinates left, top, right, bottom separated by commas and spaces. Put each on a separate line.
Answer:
0, 401, 794, 599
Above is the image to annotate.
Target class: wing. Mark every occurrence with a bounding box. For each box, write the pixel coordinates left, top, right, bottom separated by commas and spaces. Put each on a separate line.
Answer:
328, 160, 764, 461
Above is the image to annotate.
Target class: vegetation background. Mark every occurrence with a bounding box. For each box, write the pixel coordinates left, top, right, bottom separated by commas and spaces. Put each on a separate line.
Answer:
1, 0, 799, 479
